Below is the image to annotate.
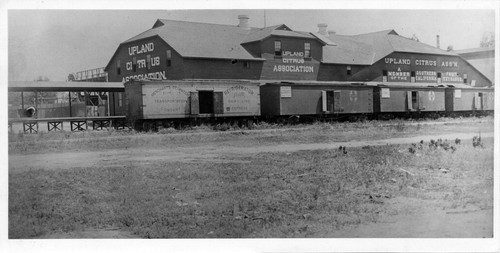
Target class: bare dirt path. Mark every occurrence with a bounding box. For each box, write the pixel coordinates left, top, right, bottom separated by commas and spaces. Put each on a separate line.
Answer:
329, 208, 493, 238
9, 131, 494, 173
325, 197, 494, 238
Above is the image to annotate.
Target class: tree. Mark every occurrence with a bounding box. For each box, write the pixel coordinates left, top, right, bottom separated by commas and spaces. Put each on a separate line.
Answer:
480, 32, 495, 48
410, 34, 419, 42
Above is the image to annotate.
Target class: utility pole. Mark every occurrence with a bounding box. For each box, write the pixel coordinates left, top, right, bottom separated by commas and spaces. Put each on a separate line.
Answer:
264, 10, 266, 27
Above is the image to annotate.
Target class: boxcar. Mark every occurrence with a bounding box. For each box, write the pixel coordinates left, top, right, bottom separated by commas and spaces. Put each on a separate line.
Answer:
373, 83, 446, 118
445, 84, 494, 113
260, 82, 373, 119
125, 80, 261, 129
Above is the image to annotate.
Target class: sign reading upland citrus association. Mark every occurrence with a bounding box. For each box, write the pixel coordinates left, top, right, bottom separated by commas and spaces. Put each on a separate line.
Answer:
273, 51, 314, 73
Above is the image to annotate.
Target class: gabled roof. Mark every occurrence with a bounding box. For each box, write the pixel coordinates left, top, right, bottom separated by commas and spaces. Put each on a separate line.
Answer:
241, 24, 315, 44
310, 33, 336, 46
122, 19, 263, 61
321, 34, 375, 65
321, 29, 458, 65
386, 34, 457, 56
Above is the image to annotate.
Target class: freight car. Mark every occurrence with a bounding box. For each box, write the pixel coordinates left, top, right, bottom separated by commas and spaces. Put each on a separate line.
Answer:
260, 82, 374, 121
444, 84, 494, 116
259, 81, 493, 121
124, 80, 493, 131
124, 79, 261, 131
372, 83, 447, 119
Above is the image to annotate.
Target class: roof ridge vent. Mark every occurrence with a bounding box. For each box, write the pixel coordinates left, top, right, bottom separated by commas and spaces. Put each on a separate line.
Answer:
238, 15, 250, 30
317, 23, 328, 36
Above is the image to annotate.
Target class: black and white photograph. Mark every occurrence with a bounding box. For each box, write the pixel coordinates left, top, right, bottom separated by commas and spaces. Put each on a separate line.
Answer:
2, 0, 499, 252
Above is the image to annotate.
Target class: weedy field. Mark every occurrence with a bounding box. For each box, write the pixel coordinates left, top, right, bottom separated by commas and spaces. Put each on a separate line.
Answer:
8, 118, 494, 238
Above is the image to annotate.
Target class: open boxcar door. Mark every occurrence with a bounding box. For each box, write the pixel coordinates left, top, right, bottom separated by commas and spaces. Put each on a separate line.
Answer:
321, 90, 335, 113
473, 92, 482, 110
190, 92, 199, 115
213, 92, 224, 114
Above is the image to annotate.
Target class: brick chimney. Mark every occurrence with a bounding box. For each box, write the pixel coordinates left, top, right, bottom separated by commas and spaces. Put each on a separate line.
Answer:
328, 30, 336, 37
318, 23, 328, 36
436, 35, 440, 49
238, 15, 250, 30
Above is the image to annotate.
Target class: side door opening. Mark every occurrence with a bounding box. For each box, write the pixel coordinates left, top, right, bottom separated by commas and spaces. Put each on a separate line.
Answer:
407, 91, 419, 111
321, 90, 335, 113
474, 92, 483, 110
198, 90, 214, 114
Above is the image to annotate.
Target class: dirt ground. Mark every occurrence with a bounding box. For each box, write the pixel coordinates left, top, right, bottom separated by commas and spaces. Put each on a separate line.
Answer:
8, 131, 494, 173
8, 126, 495, 238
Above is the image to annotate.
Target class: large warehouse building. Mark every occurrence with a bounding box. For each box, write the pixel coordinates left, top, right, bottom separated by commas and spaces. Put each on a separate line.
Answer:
105, 15, 493, 87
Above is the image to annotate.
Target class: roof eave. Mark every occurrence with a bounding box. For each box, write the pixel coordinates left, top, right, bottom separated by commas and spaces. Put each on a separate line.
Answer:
183, 56, 266, 61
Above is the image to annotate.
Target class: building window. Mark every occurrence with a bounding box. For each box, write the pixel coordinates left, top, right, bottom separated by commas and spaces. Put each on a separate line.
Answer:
347, 65, 352, 75
274, 41, 282, 56
304, 43, 311, 58
166, 50, 172, 67
411, 71, 416, 82
132, 57, 137, 72
382, 70, 388, 82
243, 61, 250, 69
147, 55, 151, 70
463, 73, 468, 84
117, 60, 121, 75
437, 72, 442, 84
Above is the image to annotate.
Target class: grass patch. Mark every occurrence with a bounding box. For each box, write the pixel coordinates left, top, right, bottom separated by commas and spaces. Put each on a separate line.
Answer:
9, 138, 493, 238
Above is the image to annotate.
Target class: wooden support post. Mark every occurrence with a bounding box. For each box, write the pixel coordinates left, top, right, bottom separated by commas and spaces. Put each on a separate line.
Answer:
69, 92, 72, 117
107, 92, 110, 116
84, 91, 88, 118
35, 91, 38, 119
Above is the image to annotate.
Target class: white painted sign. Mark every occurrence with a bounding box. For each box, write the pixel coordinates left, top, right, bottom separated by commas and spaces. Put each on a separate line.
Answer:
128, 43, 155, 55
122, 71, 167, 82
415, 71, 437, 82
385, 58, 410, 65
454, 89, 462, 98
273, 65, 314, 73
381, 88, 391, 98
282, 51, 304, 57
442, 72, 463, 83
280, 86, 292, 98
428, 91, 436, 101
388, 71, 411, 81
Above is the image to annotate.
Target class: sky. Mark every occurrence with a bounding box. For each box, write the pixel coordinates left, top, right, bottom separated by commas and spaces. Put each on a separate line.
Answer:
5, 3, 497, 82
